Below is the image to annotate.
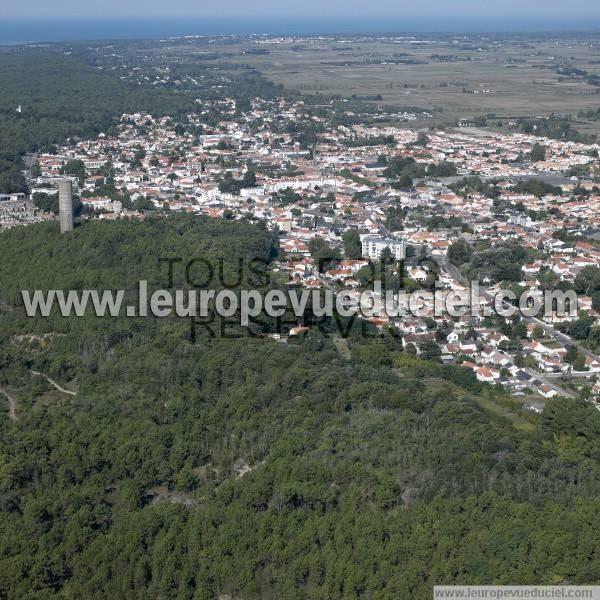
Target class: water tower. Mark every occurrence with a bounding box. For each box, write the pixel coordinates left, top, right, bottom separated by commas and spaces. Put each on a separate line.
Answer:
58, 179, 74, 233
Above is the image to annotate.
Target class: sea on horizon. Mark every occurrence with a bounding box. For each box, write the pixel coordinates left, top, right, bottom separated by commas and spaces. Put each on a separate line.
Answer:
1, 16, 600, 45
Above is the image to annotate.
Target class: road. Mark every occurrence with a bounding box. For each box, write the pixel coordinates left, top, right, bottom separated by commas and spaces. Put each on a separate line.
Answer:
542, 371, 596, 379
0, 387, 18, 422
22, 153, 37, 177
31, 371, 77, 396
0, 372, 76, 422
522, 368, 575, 399
415, 173, 582, 188
432, 255, 599, 398
435, 255, 600, 362
318, 255, 595, 398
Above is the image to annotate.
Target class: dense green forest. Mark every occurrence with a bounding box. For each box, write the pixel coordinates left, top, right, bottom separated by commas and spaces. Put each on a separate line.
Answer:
1, 215, 600, 598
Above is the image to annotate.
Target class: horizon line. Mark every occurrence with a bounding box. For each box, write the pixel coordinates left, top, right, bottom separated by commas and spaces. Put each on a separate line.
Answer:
3, 15, 600, 46
3, 14, 600, 21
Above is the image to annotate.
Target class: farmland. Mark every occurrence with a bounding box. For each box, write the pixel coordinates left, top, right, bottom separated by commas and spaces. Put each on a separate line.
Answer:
226, 34, 600, 131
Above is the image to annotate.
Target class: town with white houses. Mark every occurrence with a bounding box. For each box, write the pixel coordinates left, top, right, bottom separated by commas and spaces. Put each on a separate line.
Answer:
3, 94, 600, 408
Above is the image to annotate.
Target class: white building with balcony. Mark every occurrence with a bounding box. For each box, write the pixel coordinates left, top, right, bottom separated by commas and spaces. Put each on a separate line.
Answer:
361, 235, 406, 261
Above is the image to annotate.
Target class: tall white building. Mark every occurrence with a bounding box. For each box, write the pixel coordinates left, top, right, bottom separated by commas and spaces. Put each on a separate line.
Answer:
361, 235, 406, 261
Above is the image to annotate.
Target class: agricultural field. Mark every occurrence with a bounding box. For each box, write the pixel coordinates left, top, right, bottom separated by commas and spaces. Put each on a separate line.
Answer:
224, 34, 600, 130
43, 32, 600, 134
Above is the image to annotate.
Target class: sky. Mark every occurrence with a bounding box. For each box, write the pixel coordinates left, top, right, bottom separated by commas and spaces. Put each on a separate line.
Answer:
4, 0, 600, 20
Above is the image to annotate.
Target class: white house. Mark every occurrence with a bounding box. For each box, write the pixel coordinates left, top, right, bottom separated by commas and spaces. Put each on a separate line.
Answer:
538, 384, 559, 399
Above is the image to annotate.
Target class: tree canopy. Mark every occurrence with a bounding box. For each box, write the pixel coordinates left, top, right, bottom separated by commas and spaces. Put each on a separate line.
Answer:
0, 217, 599, 597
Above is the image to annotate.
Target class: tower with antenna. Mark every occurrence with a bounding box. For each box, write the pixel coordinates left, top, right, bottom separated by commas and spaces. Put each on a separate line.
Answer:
58, 179, 74, 234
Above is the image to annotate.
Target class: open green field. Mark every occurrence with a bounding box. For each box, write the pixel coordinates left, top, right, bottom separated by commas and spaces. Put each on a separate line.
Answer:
224, 35, 600, 129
